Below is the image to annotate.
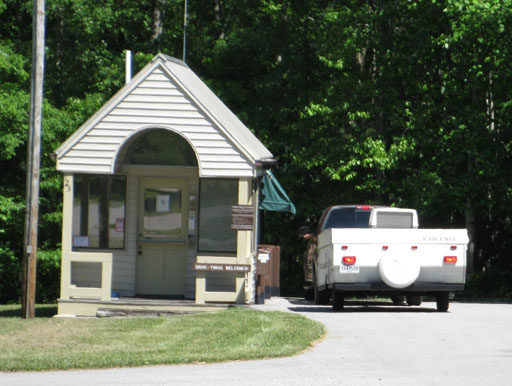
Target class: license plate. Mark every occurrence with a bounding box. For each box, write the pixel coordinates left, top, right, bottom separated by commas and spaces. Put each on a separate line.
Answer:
340, 265, 360, 273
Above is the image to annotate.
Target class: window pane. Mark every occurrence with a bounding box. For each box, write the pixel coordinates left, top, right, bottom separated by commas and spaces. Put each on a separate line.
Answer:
198, 179, 237, 253
124, 129, 197, 166
71, 262, 102, 288
72, 175, 126, 249
142, 188, 182, 239
324, 208, 371, 229
109, 177, 127, 248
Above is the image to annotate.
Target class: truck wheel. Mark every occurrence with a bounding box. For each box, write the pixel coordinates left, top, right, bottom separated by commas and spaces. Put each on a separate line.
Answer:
436, 292, 450, 312
313, 268, 330, 305
391, 295, 405, 304
304, 286, 314, 301
406, 295, 422, 306
314, 285, 330, 305
332, 290, 344, 312
378, 254, 420, 289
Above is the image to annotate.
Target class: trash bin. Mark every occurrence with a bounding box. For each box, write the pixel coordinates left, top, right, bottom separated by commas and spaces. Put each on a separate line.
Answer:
256, 245, 280, 304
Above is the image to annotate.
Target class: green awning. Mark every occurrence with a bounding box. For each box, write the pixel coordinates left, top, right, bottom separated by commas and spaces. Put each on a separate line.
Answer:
259, 170, 296, 214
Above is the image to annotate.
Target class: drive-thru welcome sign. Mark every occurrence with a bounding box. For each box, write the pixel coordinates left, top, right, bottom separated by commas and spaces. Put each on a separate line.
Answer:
53, 54, 294, 316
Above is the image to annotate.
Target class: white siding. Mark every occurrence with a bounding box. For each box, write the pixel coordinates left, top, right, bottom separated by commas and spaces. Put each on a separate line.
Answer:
57, 68, 255, 177
163, 57, 273, 162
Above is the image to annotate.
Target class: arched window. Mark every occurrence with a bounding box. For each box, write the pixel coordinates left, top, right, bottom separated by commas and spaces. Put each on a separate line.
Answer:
123, 129, 197, 166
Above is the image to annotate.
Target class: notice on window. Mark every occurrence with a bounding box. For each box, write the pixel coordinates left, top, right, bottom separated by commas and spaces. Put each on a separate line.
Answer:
156, 195, 170, 213
73, 236, 89, 248
115, 218, 125, 233
188, 211, 196, 235
231, 205, 254, 231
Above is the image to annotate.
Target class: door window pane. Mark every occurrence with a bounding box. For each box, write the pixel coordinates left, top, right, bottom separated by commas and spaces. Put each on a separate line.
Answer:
198, 179, 237, 253
72, 175, 126, 249
142, 188, 183, 239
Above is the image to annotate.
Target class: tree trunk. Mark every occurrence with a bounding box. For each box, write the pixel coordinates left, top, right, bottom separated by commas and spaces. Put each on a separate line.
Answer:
465, 198, 476, 276
214, 0, 226, 40
151, 0, 167, 43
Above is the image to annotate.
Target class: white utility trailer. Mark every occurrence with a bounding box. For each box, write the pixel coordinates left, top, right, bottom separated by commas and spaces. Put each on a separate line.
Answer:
301, 206, 469, 311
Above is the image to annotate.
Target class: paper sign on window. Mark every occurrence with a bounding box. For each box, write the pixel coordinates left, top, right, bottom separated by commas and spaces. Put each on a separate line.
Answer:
156, 195, 170, 212
115, 218, 125, 232
73, 236, 89, 247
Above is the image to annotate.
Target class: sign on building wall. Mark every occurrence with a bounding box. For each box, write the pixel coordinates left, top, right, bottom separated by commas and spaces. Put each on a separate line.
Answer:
231, 205, 254, 231
193, 263, 251, 272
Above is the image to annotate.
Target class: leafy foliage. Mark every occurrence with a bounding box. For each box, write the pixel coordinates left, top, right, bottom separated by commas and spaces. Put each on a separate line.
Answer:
1, 0, 512, 301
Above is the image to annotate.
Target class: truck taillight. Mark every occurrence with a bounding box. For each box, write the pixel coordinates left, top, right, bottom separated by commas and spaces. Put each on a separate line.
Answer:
356, 205, 374, 210
343, 256, 357, 265
411, 246, 418, 251
382, 246, 388, 251
450, 246, 457, 251
444, 256, 457, 263
341, 245, 348, 250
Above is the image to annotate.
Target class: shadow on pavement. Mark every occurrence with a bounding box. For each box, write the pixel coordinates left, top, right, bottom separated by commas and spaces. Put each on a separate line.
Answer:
285, 298, 438, 313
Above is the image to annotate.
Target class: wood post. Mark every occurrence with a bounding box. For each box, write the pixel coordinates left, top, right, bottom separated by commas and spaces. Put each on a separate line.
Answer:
22, 0, 45, 319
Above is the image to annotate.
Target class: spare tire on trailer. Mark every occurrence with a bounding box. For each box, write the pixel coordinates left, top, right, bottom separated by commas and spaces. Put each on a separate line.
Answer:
378, 254, 420, 289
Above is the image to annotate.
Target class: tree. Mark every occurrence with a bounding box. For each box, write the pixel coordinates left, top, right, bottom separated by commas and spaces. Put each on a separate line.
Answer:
1, 0, 512, 300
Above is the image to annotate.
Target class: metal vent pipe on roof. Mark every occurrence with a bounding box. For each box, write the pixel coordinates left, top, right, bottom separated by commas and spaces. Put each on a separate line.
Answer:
125, 50, 132, 84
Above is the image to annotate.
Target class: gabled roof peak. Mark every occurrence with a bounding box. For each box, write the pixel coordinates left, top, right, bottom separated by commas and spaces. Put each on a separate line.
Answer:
55, 52, 273, 177
153, 53, 188, 68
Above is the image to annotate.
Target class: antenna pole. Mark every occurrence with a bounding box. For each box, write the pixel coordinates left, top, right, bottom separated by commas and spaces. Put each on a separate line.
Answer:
183, 0, 188, 62
125, 49, 132, 84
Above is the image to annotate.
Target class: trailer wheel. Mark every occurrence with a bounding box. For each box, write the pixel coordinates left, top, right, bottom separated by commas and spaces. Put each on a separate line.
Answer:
332, 289, 344, 312
436, 292, 450, 312
406, 295, 422, 306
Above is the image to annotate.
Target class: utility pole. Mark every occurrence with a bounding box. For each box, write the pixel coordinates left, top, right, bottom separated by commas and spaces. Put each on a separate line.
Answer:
22, 0, 45, 319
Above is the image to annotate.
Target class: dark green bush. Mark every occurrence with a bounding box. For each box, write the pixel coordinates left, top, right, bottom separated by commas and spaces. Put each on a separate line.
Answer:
36, 250, 61, 303
462, 269, 512, 300
0, 249, 60, 304
0, 248, 22, 304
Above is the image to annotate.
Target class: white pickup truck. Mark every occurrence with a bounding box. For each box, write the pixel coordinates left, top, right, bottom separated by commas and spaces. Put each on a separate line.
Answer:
300, 205, 469, 312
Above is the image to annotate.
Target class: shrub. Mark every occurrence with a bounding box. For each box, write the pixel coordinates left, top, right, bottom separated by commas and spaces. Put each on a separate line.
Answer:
36, 250, 61, 303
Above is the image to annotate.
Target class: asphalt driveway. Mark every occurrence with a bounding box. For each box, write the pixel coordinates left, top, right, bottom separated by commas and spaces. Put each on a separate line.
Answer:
2, 298, 512, 386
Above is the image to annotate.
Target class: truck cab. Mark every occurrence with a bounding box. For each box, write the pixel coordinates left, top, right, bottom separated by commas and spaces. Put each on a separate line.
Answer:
301, 205, 380, 300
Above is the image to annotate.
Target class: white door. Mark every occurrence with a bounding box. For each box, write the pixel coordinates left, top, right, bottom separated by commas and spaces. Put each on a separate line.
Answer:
136, 178, 188, 297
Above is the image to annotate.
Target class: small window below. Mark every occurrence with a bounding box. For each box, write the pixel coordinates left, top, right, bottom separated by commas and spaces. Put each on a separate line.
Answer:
205, 272, 236, 292
198, 179, 238, 253
71, 262, 102, 288
72, 175, 126, 249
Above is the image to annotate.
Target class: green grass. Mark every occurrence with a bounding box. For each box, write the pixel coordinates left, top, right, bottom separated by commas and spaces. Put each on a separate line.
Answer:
0, 305, 325, 372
